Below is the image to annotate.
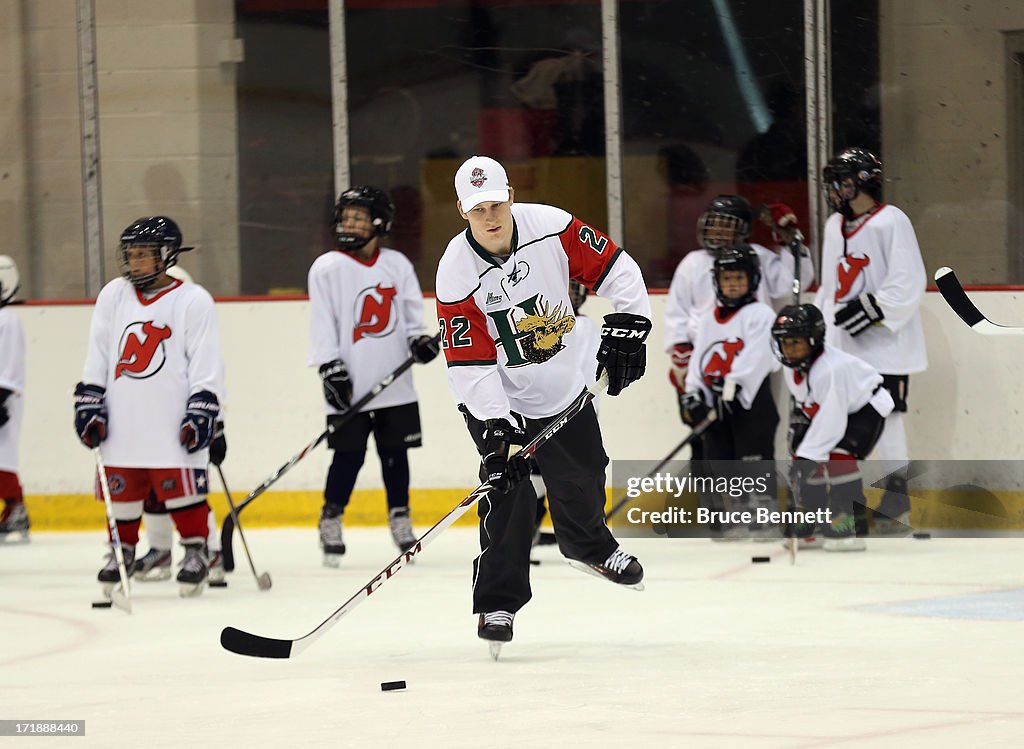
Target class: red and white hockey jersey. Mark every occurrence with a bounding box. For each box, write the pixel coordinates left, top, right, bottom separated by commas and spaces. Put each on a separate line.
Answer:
308, 247, 426, 413
683, 302, 780, 409
783, 346, 895, 462
0, 306, 25, 473
663, 245, 815, 349
435, 203, 651, 422
81, 278, 225, 469
814, 205, 927, 374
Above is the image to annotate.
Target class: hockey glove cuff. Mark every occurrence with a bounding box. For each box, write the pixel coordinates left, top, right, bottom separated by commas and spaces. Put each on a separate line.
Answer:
73, 382, 108, 448
319, 359, 353, 410
481, 418, 530, 494
668, 343, 693, 392
835, 293, 884, 336
180, 390, 220, 454
596, 313, 652, 396
409, 334, 441, 365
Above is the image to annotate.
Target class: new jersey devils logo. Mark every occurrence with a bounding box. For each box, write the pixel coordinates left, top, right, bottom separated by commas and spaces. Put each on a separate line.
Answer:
834, 254, 871, 303
700, 338, 744, 386
800, 401, 821, 420
116, 321, 172, 379
353, 284, 398, 342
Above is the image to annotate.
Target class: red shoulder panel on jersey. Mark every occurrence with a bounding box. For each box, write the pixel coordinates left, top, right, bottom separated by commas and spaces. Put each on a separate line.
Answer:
558, 217, 623, 291
436, 295, 497, 366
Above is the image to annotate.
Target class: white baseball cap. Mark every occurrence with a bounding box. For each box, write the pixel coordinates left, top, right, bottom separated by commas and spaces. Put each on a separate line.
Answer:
455, 156, 510, 211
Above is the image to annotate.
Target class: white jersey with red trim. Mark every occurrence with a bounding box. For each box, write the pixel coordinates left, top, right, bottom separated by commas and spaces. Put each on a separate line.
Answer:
683, 302, 780, 409
81, 278, 225, 469
783, 346, 895, 463
569, 314, 601, 389
0, 306, 26, 473
814, 204, 927, 374
663, 244, 815, 349
308, 247, 426, 413
435, 202, 651, 422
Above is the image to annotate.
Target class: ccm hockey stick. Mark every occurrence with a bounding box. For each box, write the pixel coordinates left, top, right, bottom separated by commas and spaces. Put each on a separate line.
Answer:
215, 465, 271, 590
934, 267, 1024, 336
94, 448, 132, 613
220, 376, 606, 659
220, 334, 440, 571
604, 410, 717, 521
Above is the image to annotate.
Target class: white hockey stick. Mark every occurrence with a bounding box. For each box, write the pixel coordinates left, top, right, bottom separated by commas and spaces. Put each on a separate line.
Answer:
934, 267, 1024, 336
221, 376, 607, 659
94, 448, 132, 613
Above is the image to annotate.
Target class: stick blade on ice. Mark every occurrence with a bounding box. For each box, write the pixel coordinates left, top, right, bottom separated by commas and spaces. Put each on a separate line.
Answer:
934, 267, 1024, 336
221, 626, 293, 659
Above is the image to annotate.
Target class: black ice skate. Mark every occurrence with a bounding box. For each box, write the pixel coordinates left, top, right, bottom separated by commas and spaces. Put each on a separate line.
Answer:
177, 541, 209, 597
478, 610, 514, 660
98, 543, 136, 595
0, 501, 30, 543
388, 507, 417, 553
569, 548, 645, 591
133, 547, 171, 581
318, 512, 345, 567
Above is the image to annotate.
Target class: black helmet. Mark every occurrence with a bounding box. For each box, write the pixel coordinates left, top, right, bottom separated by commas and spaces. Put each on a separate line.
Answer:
333, 185, 395, 251
119, 216, 191, 290
568, 279, 588, 312
822, 147, 883, 215
771, 304, 826, 370
712, 244, 761, 308
697, 195, 752, 250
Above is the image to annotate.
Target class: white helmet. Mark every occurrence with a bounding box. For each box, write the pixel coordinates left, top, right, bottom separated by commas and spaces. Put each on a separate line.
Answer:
0, 255, 19, 306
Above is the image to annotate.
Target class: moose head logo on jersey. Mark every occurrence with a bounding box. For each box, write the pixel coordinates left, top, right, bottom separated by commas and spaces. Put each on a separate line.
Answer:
115, 321, 172, 379
834, 254, 871, 303
699, 338, 744, 388
353, 284, 398, 342
487, 293, 575, 366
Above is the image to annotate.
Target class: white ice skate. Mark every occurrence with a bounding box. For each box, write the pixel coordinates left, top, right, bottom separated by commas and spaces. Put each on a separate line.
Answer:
0, 502, 30, 544
319, 514, 345, 568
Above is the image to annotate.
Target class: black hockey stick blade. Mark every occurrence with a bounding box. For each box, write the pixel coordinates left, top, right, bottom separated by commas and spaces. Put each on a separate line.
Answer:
221, 626, 292, 659
934, 267, 1024, 336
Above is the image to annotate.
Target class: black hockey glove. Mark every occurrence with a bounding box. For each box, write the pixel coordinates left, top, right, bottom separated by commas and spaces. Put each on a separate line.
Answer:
835, 293, 884, 336
596, 313, 653, 396
481, 418, 530, 494
680, 392, 710, 427
73, 382, 108, 448
409, 334, 440, 365
180, 390, 220, 454
788, 458, 819, 503
319, 359, 353, 410
787, 405, 812, 454
0, 388, 10, 428
209, 421, 227, 466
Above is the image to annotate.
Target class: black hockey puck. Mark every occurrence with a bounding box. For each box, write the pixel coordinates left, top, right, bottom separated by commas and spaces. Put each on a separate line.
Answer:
751, 556, 771, 563
91, 601, 113, 609
381, 680, 406, 692
529, 559, 541, 566
209, 580, 229, 588
912, 532, 931, 540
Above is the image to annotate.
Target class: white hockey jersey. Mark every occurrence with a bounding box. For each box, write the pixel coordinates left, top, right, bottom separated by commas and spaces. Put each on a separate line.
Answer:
684, 302, 780, 409
81, 278, 225, 469
783, 346, 895, 463
814, 204, 927, 374
436, 202, 651, 422
0, 306, 25, 473
663, 244, 815, 349
308, 247, 426, 413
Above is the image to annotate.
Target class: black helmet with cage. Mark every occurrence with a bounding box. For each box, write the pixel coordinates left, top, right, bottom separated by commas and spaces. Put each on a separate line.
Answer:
333, 186, 395, 251
119, 216, 191, 290
697, 194, 753, 251
712, 244, 761, 308
771, 304, 827, 371
822, 147, 883, 217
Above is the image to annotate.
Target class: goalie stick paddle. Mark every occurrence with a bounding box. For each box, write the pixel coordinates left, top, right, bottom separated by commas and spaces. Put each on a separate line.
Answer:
220, 376, 606, 659
219, 335, 440, 571
934, 267, 1024, 336
604, 410, 717, 521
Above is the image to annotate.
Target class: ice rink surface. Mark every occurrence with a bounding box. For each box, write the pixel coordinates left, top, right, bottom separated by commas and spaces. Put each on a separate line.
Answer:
4, 527, 1024, 748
